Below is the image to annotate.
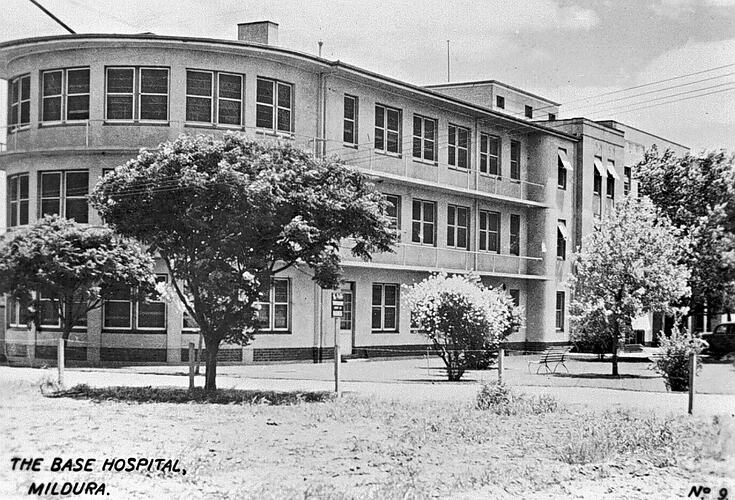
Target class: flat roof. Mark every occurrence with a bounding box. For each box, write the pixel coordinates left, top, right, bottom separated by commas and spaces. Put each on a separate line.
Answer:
595, 120, 689, 150
0, 33, 577, 142
424, 79, 560, 106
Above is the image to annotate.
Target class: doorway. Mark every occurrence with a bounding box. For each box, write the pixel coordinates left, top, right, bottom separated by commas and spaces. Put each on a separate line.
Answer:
338, 282, 355, 356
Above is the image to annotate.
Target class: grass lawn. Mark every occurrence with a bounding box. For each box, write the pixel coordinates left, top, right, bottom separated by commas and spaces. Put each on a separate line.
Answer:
1, 378, 733, 499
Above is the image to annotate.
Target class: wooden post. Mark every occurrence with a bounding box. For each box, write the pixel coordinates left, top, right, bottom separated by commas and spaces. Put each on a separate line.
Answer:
498, 348, 505, 384
688, 352, 696, 415
334, 317, 340, 395
57, 337, 65, 387
189, 342, 195, 391
195, 333, 203, 375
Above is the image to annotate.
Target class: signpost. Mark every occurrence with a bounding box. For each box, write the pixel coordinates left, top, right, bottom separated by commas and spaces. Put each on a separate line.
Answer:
331, 292, 344, 395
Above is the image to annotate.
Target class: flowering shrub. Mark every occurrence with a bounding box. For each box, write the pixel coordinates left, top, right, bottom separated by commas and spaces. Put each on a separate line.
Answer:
653, 326, 708, 392
403, 273, 522, 381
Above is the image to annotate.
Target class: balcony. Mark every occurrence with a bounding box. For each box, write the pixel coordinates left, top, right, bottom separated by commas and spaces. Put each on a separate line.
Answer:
340, 241, 546, 279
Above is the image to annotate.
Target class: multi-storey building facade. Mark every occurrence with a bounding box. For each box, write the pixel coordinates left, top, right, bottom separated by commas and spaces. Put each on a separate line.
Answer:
0, 22, 683, 365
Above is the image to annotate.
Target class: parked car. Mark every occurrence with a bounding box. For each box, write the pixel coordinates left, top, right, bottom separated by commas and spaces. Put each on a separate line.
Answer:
701, 323, 735, 357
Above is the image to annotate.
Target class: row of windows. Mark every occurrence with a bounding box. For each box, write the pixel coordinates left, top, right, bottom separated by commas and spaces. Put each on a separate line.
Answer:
495, 95, 556, 121
592, 156, 619, 199
7, 68, 293, 134
7, 171, 89, 227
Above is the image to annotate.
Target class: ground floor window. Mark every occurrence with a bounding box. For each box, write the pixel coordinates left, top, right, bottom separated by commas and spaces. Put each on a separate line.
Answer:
102, 275, 167, 330
339, 283, 355, 331
256, 278, 290, 331
372, 283, 398, 332
555, 291, 565, 331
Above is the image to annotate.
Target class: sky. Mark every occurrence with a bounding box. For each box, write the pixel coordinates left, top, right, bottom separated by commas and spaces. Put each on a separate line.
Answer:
1, 0, 734, 151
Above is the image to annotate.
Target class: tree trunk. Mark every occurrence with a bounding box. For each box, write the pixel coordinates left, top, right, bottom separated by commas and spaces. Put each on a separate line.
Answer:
611, 350, 619, 376
204, 339, 220, 392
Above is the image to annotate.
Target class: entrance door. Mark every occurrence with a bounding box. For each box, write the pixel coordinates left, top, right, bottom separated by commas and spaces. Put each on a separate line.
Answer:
338, 282, 355, 356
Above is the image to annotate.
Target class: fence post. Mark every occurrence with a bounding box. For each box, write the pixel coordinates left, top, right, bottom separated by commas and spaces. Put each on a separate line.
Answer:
57, 337, 65, 387
688, 352, 696, 415
498, 348, 504, 384
189, 342, 195, 391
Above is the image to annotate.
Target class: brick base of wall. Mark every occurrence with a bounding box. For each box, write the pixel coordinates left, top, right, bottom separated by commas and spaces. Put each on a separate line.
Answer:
35, 345, 88, 361
181, 348, 243, 363
101, 347, 166, 362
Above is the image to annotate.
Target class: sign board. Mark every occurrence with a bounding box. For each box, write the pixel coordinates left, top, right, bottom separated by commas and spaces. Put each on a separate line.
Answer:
331, 292, 344, 318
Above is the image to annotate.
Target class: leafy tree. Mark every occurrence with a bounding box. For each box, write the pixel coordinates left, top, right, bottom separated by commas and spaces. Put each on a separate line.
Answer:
569, 196, 691, 375
403, 273, 521, 381
90, 134, 396, 391
637, 148, 735, 317
0, 215, 157, 340
653, 323, 707, 392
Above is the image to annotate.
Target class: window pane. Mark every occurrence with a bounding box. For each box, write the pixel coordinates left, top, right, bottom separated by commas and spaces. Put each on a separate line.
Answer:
40, 299, 59, 327
277, 109, 291, 132
386, 131, 399, 153
372, 307, 382, 329
67, 69, 90, 94
140, 95, 167, 120
66, 172, 88, 197
42, 173, 61, 197
187, 71, 212, 97
107, 68, 134, 93
66, 95, 90, 120
372, 285, 382, 305
384, 307, 396, 330
424, 119, 435, 139
375, 106, 384, 127
424, 223, 434, 245
277, 83, 291, 108
256, 305, 270, 328
65, 199, 88, 223
43, 71, 62, 96
273, 305, 288, 329
423, 203, 434, 223
413, 137, 422, 158
257, 79, 273, 104
20, 102, 29, 124
186, 96, 212, 122
386, 109, 399, 131
384, 285, 397, 306
107, 96, 133, 119
18, 174, 26, 197
344, 122, 355, 144
20, 76, 30, 99
104, 302, 131, 328
274, 280, 288, 302
219, 74, 242, 100
138, 303, 166, 328
19, 201, 29, 225
374, 128, 384, 150
43, 97, 62, 122
256, 104, 273, 128
344, 96, 355, 120
140, 69, 168, 94
218, 99, 241, 125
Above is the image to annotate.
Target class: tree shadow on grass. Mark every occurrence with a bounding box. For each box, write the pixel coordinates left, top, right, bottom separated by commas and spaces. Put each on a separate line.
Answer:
44, 384, 335, 405
552, 372, 660, 380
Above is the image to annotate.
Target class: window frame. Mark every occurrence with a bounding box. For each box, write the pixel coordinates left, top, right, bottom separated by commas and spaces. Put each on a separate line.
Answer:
524, 105, 533, 119
555, 291, 565, 331
411, 198, 436, 246
496, 95, 505, 109
39, 170, 90, 223
557, 220, 568, 260
256, 278, 291, 332
8, 74, 31, 131
557, 147, 569, 190
185, 69, 244, 127
7, 173, 29, 228
255, 77, 293, 134
343, 94, 359, 146
446, 204, 470, 250
105, 66, 170, 122
510, 140, 521, 181
384, 194, 401, 234
448, 123, 470, 169
40, 67, 90, 124
102, 286, 134, 330
339, 282, 355, 332
136, 274, 168, 331
479, 210, 501, 253
6, 296, 24, 328
606, 160, 616, 199
371, 283, 399, 333
479, 133, 500, 176
510, 213, 521, 256
624, 166, 632, 195
412, 114, 437, 163
374, 103, 402, 155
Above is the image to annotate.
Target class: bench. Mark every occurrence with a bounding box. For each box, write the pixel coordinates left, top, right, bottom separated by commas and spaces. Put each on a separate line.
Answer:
527, 347, 571, 374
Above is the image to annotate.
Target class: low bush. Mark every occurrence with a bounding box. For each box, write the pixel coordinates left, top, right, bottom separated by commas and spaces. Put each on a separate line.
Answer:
653, 327, 707, 391
54, 384, 334, 405
475, 382, 560, 415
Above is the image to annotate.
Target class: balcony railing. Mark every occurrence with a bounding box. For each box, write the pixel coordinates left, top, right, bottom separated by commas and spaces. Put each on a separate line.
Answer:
340, 240, 545, 277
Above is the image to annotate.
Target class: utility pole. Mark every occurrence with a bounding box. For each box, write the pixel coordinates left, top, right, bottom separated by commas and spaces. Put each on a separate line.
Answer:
28, 0, 76, 34
446, 40, 451, 82
318, 41, 323, 58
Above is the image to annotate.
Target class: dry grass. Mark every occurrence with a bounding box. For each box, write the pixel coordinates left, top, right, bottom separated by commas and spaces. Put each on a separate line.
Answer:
1, 378, 733, 499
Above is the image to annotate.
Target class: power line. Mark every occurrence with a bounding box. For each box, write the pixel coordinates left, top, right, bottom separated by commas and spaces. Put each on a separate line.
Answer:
28, 0, 75, 34
592, 85, 735, 118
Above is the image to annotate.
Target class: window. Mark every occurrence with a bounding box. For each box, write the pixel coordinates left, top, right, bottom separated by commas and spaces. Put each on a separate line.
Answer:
447, 205, 470, 249
509, 289, 520, 307
339, 283, 354, 331
185, 70, 243, 126
41, 68, 90, 123
448, 124, 470, 169
8, 74, 30, 131
555, 291, 565, 330
7, 296, 28, 327
8, 173, 29, 227
412, 115, 436, 162
384, 194, 400, 232
479, 210, 500, 253
525, 105, 533, 119
181, 283, 199, 331
411, 199, 436, 245
510, 214, 520, 256
343, 95, 358, 146
40, 171, 89, 223
557, 220, 568, 260
557, 148, 571, 190
496, 95, 505, 109
256, 78, 293, 133
375, 104, 401, 154
548, 113, 556, 121
624, 167, 632, 195
105, 67, 169, 121
606, 160, 619, 199
103, 286, 132, 329
372, 283, 398, 332
38, 291, 60, 328
256, 278, 290, 331
593, 156, 604, 196
510, 140, 521, 180
137, 275, 167, 330
480, 133, 500, 176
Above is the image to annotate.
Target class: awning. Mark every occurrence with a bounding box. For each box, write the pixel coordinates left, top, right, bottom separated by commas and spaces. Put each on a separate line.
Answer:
593, 157, 605, 176
557, 149, 572, 171
557, 221, 569, 240
606, 162, 620, 180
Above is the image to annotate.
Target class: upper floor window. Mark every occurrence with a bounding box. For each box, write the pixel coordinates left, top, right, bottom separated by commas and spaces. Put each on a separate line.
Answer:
510, 140, 521, 180
384, 194, 401, 233
509, 289, 520, 307
412, 115, 437, 162
479, 210, 500, 253
8, 74, 30, 131
510, 214, 520, 256
496, 95, 505, 109
41, 68, 90, 123
447, 204, 470, 250
343, 95, 358, 146
624, 166, 632, 195
105, 67, 169, 121
557, 220, 568, 260
606, 160, 619, 199
593, 156, 604, 196
8, 173, 29, 227
411, 199, 436, 245
375, 104, 401, 154
525, 105, 533, 119
548, 113, 556, 121
480, 133, 500, 176
185, 70, 243, 126
372, 283, 398, 332
556, 291, 565, 331
256, 78, 293, 133
448, 124, 470, 169
557, 148, 571, 190
40, 171, 89, 223
256, 278, 290, 331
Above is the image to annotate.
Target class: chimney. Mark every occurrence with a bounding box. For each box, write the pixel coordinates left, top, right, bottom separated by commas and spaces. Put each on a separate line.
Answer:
237, 21, 279, 45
